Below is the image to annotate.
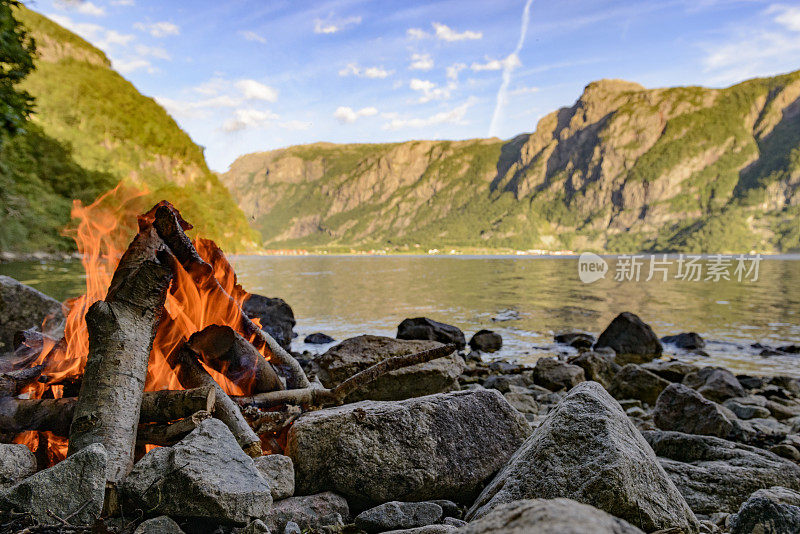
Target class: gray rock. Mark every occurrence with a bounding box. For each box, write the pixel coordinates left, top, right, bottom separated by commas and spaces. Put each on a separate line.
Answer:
397, 317, 466, 349
504, 391, 539, 414
382, 527, 456, 534
723, 399, 771, 420
313, 335, 464, 402
355, 501, 443, 533
468, 330, 502, 353
428, 499, 461, 519
304, 332, 334, 344
769, 443, 800, 461
1, 443, 106, 526
0, 443, 36, 489
683, 367, 746, 403
461, 498, 646, 534
567, 351, 619, 389
729, 488, 800, 534
765, 399, 800, 421
442, 517, 466, 527
0, 275, 64, 351
283, 521, 300, 534
643, 430, 800, 514
242, 294, 295, 351
532, 357, 585, 391
286, 389, 530, 509
467, 382, 698, 533
554, 332, 595, 349
609, 364, 670, 405
236, 519, 272, 534
122, 419, 272, 524
481, 374, 530, 393
662, 332, 705, 350
641, 359, 700, 383
262, 492, 349, 533
254, 454, 294, 500
134, 516, 185, 534
654, 383, 740, 439
594, 312, 662, 364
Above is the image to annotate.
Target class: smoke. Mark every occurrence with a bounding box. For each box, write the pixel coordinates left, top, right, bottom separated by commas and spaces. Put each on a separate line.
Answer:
488, 0, 534, 137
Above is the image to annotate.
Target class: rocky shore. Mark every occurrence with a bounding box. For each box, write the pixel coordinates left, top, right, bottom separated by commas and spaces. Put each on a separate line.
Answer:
2, 276, 800, 534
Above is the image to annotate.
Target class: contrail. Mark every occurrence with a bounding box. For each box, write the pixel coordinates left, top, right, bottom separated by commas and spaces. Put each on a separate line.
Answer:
488, 0, 534, 137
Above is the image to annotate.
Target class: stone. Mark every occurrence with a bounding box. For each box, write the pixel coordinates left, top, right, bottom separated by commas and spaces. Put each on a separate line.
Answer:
242, 294, 296, 350
643, 430, 800, 514
504, 391, 539, 414
1, 443, 106, 526
355, 501, 443, 533
723, 399, 771, 420
729, 488, 800, 534
134, 516, 185, 534
594, 312, 662, 364
683, 367, 746, 403
661, 332, 705, 350
236, 520, 272, 534
567, 351, 619, 389
532, 357, 585, 391
304, 332, 335, 344
396, 317, 466, 349
283, 522, 300, 534
654, 383, 739, 439
0, 443, 36, 489
609, 364, 670, 405
286, 389, 530, 509
769, 443, 800, 461
737, 375, 765, 390
468, 330, 502, 353
382, 527, 456, 534
461, 498, 646, 534
122, 419, 272, 524
641, 360, 700, 383
766, 399, 800, 420
254, 454, 295, 500
467, 382, 698, 533
554, 332, 595, 350
429, 499, 461, 519
481, 374, 530, 393
262, 492, 349, 533
0, 275, 64, 351
313, 335, 464, 402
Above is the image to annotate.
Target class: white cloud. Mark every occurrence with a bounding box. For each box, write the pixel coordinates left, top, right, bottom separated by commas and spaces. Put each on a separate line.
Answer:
240, 30, 267, 44
223, 109, 279, 131
111, 0, 134, 5
135, 44, 170, 60
235, 79, 279, 102
134, 21, 180, 37
314, 15, 362, 34
433, 22, 482, 42
338, 63, 392, 79
769, 4, 800, 31
409, 78, 450, 103
113, 58, 153, 74
156, 95, 240, 119
446, 62, 467, 82
280, 120, 312, 131
509, 85, 539, 96
409, 53, 434, 71
471, 54, 521, 72
407, 28, 428, 39
333, 106, 378, 124
54, 0, 106, 17
383, 99, 474, 130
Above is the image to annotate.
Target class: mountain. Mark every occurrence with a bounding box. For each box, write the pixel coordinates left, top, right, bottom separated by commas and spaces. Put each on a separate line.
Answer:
0, 6, 258, 253
222, 73, 800, 253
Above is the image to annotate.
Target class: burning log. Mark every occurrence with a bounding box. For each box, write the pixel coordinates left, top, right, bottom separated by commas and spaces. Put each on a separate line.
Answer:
0, 365, 46, 397
67, 225, 173, 487
136, 410, 211, 447
152, 204, 311, 389
139, 385, 216, 423
235, 344, 457, 410
167, 343, 262, 457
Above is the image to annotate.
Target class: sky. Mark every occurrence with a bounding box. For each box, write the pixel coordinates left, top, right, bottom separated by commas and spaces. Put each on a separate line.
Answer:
30, 0, 800, 171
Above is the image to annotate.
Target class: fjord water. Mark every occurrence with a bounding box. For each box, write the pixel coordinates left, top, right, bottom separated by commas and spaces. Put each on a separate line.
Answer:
2, 255, 799, 377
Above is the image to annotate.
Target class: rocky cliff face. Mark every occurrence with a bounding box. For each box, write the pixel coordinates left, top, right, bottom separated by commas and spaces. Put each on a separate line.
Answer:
222, 71, 800, 253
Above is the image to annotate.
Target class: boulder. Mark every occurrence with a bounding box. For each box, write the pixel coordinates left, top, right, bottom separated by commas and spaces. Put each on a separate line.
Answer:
729, 487, 800, 534
770, 443, 800, 461
654, 383, 741, 439
594, 312, 662, 364
396, 317, 466, 349
608, 364, 670, 405
254, 454, 295, 500
355, 501, 443, 533
304, 332, 335, 344
382, 527, 456, 534
236, 520, 271, 534
242, 294, 296, 350
468, 330, 502, 353
0, 275, 64, 351
122, 419, 272, 524
723, 399, 771, 420
567, 351, 619, 389
286, 389, 530, 510
554, 332, 595, 350
661, 332, 705, 350
532, 357, 585, 391
0, 443, 37, 489
504, 391, 539, 414
640, 360, 699, 383
262, 492, 349, 533
313, 335, 464, 402
643, 430, 800, 514
466, 382, 698, 533
134, 516, 185, 534
481, 374, 531, 393
1, 443, 106, 526
460, 498, 645, 534
683, 367, 746, 403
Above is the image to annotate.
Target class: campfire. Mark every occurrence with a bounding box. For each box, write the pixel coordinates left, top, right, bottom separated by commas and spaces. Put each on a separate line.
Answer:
0, 190, 454, 515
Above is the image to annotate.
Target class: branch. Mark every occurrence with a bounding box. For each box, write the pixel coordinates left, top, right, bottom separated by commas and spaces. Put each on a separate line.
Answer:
136, 410, 211, 447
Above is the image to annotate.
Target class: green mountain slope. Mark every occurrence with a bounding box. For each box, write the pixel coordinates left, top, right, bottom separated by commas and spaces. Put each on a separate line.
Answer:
222, 73, 800, 253
0, 5, 258, 252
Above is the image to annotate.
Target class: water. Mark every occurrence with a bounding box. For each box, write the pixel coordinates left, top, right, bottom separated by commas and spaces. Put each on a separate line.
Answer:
3, 255, 800, 377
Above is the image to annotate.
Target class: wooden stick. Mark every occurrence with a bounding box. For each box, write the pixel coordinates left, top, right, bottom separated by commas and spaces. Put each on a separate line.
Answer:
235, 344, 456, 409
139, 386, 216, 423
167, 343, 262, 457
136, 410, 211, 447
67, 225, 173, 486
152, 204, 310, 389
0, 365, 46, 397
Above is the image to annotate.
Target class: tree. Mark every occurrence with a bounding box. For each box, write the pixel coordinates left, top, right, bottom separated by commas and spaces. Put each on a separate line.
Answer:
0, 0, 35, 140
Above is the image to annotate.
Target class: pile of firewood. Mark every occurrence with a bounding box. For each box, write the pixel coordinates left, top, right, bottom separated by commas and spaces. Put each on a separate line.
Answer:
0, 202, 454, 516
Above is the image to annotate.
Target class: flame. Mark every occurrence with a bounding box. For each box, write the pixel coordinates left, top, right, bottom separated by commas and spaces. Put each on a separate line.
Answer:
16, 185, 267, 462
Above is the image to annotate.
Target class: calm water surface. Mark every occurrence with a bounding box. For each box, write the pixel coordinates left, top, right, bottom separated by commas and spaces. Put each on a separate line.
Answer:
2, 255, 799, 377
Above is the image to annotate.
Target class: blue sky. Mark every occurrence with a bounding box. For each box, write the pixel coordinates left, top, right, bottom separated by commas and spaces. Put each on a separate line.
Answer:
33, 0, 800, 171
